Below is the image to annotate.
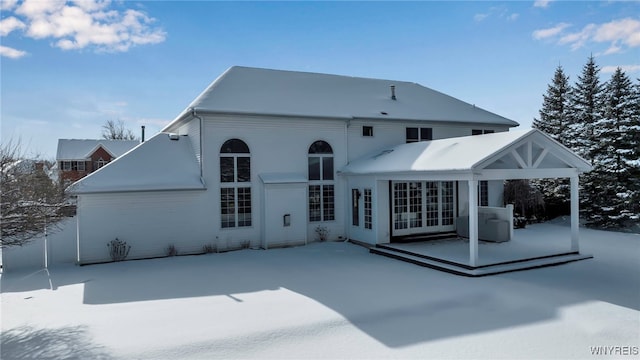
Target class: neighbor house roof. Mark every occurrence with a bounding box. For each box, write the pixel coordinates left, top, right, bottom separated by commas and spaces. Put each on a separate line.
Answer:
68, 134, 205, 194
163, 66, 519, 132
56, 139, 140, 161
339, 129, 592, 178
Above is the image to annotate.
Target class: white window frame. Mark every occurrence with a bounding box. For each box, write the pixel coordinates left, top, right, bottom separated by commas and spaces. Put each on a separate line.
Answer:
220, 139, 252, 229
308, 141, 335, 222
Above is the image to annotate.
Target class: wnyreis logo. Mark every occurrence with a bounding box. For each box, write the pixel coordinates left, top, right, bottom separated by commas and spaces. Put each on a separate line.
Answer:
590, 346, 639, 356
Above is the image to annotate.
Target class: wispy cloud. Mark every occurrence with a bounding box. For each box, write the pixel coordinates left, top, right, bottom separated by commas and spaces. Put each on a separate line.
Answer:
601, 64, 640, 73
0, 45, 28, 59
0, 0, 166, 58
532, 23, 571, 40
533, 18, 640, 55
533, 0, 553, 9
474, 13, 489, 22
474, 6, 519, 23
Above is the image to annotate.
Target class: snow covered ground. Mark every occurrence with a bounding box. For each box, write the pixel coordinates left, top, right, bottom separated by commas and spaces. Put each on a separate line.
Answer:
1, 222, 638, 359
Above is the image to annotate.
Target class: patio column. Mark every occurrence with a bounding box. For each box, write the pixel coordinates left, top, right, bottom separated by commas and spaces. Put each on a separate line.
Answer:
570, 175, 580, 252
468, 180, 479, 266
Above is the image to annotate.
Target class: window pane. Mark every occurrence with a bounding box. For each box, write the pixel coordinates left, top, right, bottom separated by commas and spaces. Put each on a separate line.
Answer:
309, 141, 333, 154
237, 187, 251, 227
409, 182, 422, 228
442, 181, 455, 226
221, 139, 249, 153
472, 129, 483, 136
220, 157, 234, 182
309, 185, 321, 222
485, 130, 495, 134
479, 180, 489, 207
426, 182, 439, 227
323, 185, 335, 221
420, 128, 433, 141
308, 157, 320, 180
221, 188, 235, 228
363, 126, 373, 137
322, 157, 334, 180
352, 189, 359, 226
406, 128, 418, 143
364, 189, 372, 230
394, 183, 408, 229
237, 157, 250, 182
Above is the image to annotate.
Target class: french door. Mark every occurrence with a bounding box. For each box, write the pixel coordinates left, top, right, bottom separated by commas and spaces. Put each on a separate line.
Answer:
392, 181, 456, 236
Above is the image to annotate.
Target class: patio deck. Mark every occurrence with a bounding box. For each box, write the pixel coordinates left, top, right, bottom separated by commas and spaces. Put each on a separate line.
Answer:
370, 222, 593, 276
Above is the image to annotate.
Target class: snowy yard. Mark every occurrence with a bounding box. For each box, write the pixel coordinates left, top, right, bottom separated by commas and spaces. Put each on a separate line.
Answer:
1, 222, 639, 359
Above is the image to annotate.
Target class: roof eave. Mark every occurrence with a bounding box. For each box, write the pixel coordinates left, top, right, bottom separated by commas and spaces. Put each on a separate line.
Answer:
71, 186, 207, 195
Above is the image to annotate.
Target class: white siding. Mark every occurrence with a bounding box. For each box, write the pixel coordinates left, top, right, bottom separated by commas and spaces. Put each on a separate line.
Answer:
488, 180, 504, 207
262, 183, 307, 248
77, 190, 211, 264
202, 115, 347, 246
346, 120, 512, 161
347, 120, 407, 161
346, 176, 382, 245
1, 217, 78, 271
178, 118, 201, 165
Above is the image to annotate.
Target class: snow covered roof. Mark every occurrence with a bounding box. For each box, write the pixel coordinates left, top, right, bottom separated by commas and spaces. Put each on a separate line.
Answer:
163, 66, 518, 132
56, 139, 140, 161
340, 129, 592, 178
68, 134, 205, 194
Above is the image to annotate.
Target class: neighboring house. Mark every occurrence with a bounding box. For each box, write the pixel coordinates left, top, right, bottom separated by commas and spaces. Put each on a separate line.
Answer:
56, 139, 140, 184
68, 66, 591, 269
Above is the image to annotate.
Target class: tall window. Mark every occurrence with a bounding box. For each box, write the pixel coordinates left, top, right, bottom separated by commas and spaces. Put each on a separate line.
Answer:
220, 139, 251, 228
308, 141, 334, 222
406, 127, 433, 143
364, 189, 372, 230
479, 180, 489, 207
352, 189, 360, 226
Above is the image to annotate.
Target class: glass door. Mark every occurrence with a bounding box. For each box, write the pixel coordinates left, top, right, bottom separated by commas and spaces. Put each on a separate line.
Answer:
392, 181, 456, 237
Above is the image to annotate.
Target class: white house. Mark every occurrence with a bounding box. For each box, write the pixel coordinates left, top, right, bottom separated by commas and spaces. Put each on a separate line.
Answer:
68, 66, 592, 274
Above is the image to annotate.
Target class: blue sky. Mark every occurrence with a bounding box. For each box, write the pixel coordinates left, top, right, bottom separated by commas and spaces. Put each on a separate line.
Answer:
1, 1, 639, 159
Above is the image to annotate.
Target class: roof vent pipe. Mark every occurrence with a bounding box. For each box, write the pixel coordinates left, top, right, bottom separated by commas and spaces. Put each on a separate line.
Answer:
390, 85, 396, 100
141, 125, 145, 143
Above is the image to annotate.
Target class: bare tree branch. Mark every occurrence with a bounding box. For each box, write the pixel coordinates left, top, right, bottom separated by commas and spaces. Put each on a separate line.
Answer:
101, 119, 138, 140
1, 139, 70, 248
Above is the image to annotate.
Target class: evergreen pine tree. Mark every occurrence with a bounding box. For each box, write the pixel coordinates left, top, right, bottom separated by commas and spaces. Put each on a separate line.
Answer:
532, 65, 573, 217
592, 68, 640, 227
629, 78, 640, 222
568, 55, 605, 159
568, 56, 606, 226
533, 65, 573, 146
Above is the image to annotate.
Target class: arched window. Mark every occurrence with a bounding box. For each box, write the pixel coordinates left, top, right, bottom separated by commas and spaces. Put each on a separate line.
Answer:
96, 157, 108, 169
220, 139, 251, 228
308, 140, 334, 222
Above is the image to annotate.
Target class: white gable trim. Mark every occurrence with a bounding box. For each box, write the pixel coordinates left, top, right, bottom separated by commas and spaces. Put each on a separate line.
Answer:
82, 143, 116, 160
474, 130, 591, 173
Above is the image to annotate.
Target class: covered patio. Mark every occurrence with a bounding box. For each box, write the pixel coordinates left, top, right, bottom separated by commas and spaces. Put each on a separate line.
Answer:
341, 129, 593, 276
371, 222, 593, 276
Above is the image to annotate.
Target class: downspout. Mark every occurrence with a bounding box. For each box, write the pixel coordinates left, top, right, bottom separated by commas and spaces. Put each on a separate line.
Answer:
344, 118, 351, 242
191, 108, 205, 185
